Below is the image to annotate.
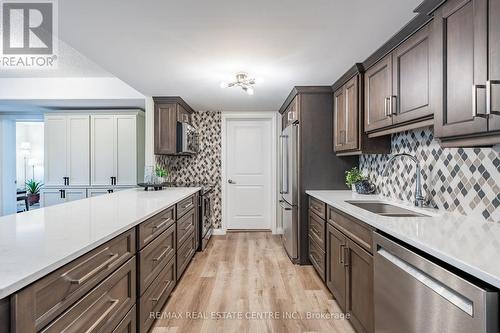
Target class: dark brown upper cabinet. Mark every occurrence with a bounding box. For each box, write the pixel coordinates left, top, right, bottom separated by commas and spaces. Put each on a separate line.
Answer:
365, 23, 433, 137
431, 0, 500, 146
333, 65, 390, 155
153, 96, 195, 155
365, 55, 393, 133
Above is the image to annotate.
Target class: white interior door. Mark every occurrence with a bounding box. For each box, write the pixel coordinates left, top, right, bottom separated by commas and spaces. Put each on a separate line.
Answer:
115, 115, 136, 185
91, 115, 115, 186
226, 118, 272, 230
67, 115, 90, 186
44, 116, 67, 186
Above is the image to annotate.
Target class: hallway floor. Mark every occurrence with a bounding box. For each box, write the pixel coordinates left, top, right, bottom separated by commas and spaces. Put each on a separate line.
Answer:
152, 232, 355, 333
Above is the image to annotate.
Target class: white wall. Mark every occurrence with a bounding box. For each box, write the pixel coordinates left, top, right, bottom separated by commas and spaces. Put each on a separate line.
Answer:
0, 119, 17, 215
144, 96, 155, 165
16, 122, 44, 186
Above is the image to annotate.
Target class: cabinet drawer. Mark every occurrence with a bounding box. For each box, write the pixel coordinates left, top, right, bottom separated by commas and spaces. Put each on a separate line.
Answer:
327, 206, 374, 253
309, 236, 326, 281
177, 230, 196, 280
41, 257, 136, 333
139, 257, 176, 333
11, 230, 136, 333
177, 208, 196, 247
112, 305, 136, 333
309, 211, 325, 250
309, 197, 326, 220
137, 206, 175, 249
138, 223, 176, 295
177, 195, 196, 219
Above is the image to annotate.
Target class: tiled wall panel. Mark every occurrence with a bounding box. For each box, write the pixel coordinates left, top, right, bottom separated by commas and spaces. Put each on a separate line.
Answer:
360, 127, 500, 222
156, 111, 222, 228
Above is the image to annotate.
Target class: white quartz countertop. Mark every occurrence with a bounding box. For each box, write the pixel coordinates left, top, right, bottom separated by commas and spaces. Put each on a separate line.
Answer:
306, 190, 500, 289
0, 187, 200, 299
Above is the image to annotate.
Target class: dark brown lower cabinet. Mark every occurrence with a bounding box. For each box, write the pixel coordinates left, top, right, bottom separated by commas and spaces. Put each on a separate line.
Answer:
346, 239, 374, 333
326, 224, 347, 310
326, 223, 374, 333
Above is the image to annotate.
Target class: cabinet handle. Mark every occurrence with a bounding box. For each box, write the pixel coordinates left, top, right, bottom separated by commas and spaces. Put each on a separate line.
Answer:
67, 177, 70, 186
152, 247, 170, 262
151, 280, 172, 303
391, 95, 397, 115
339, 244, 345, 264
384, 97, 391, 117
472, 84, 487, 118
343, 246, 350, 267
67, 252, 119, 285
152, 218, 171, 231
83, 299, 119, 333
486, 80, 500, 116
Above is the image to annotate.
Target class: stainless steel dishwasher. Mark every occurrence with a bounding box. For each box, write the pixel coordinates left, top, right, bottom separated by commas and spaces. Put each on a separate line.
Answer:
374, 232, 499, 333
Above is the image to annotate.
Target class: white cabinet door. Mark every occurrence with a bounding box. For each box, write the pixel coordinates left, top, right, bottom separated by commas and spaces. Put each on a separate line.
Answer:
44, 116, 67, 186
67, 116, 90, 186
115, 115, 137, 185
65, 189, 87, 202
91, 115, 115, 186
41, 189, 65, 207
87, 188, 111, 197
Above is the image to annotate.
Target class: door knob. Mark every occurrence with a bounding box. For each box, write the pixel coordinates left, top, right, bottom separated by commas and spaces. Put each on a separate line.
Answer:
228, 179, 235, 184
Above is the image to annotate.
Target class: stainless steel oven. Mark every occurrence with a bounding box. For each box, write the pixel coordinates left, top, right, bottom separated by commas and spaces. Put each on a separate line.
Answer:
200, 187, 214, 251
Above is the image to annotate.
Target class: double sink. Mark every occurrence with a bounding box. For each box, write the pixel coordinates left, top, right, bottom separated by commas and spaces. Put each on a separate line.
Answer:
346, 201, 429, 218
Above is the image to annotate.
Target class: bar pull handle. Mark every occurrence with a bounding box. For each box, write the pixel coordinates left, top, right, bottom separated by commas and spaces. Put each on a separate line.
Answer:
486, 80, 500, 116
67, 253, 119, 285
472, 84, 487, 118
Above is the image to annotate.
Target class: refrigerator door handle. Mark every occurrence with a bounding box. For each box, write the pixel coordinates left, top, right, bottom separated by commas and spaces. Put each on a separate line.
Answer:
280, 134, 289, 195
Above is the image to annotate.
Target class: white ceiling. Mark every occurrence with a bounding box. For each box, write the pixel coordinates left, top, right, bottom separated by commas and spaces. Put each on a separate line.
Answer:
58, 0, 421, 111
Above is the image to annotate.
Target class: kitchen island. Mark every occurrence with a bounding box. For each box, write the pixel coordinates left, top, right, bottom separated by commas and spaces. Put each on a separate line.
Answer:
0, 187, 200, 333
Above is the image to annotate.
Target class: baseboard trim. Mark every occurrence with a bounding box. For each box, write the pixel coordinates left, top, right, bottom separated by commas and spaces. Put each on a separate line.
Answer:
212, 229, 226, 236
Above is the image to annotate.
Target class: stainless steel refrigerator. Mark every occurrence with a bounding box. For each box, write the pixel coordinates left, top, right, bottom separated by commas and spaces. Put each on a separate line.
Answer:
279, 123, 299, 259
278, 87, 357, 264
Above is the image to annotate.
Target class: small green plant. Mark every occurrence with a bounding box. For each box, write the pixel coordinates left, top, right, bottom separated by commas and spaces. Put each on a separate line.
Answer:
155, 165, 168, 178
25, 179, 42, 195
345, 167, 365, 188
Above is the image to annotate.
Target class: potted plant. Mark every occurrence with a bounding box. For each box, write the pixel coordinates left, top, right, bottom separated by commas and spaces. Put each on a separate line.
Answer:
345, 167, 366, 192
25, 179, 42, 205
154, 165, 169, 184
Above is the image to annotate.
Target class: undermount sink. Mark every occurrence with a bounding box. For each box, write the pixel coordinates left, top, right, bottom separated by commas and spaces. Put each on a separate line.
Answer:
345, 201, 429, 217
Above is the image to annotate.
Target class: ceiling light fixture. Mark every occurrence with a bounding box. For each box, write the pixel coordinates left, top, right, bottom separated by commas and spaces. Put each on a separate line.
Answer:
220, 72, 257, 95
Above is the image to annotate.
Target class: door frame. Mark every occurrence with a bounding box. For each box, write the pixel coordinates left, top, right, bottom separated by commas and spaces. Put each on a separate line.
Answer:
220, 112, 279, 235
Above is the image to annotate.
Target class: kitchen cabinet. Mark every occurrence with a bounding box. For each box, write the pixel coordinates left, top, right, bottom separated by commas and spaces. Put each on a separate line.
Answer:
346, 238, 374, 333
41, 188, 87, 207
364, 23, 433, 136
9, 192, 200, 333
431, 0, 500, 146
333, 65, 390, 155
44, 115, 90, 186
91, 113, 144, 186
281, 95, 298, 129
326, 223, 347, 311
153, 96, 195, 155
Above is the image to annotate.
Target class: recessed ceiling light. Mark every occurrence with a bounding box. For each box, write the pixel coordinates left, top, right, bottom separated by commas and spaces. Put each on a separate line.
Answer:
220, 72, 258, 95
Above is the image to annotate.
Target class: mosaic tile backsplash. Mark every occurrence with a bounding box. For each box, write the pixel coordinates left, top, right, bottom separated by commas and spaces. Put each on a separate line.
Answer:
360, 127, 500, 222
156, 111, 223, 229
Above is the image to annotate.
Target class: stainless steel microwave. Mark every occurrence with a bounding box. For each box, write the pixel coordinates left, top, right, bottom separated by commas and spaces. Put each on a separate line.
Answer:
176, 121, 199, 154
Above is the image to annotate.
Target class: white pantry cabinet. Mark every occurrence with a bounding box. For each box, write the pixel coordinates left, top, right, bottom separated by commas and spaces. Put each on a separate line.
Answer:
87, 187, 134, 197
41, 188, 87, 207
44, 115, 90, 186
90, 113, 145, 186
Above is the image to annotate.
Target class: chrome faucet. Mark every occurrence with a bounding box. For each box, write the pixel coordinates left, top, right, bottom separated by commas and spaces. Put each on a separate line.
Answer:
382, 153, 425, 208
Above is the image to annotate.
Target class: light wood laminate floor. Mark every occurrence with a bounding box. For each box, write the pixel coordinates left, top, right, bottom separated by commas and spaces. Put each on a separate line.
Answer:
151, 232, 355, 333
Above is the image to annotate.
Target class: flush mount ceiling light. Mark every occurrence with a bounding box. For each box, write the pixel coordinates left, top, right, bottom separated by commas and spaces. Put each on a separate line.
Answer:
220, 72, 258, 95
